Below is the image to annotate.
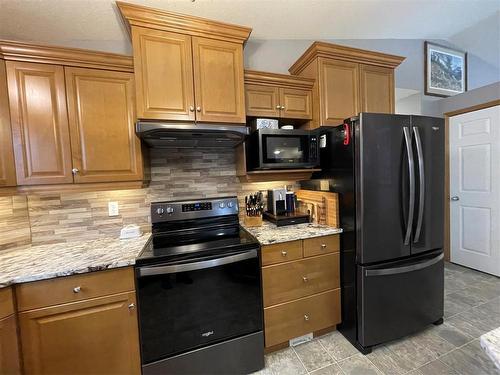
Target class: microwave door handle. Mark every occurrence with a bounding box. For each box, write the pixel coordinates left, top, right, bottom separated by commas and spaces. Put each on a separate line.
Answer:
137, 250, 258, 277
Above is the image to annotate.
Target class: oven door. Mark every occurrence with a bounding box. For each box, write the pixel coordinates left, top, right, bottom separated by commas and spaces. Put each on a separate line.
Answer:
136, 248, 262, 365
261, 133, 313, 168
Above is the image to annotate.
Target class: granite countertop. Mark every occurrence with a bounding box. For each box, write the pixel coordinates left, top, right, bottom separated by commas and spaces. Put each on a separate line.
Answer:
0, 234, 151, 288
242, 221, 342, 245
481, 327, 500, 369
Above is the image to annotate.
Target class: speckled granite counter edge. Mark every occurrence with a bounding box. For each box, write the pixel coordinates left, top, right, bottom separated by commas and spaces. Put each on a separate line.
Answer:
480, 328, 500, 370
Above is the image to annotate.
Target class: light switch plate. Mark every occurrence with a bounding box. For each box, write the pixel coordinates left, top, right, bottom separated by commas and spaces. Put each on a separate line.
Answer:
108, 201, 119, 216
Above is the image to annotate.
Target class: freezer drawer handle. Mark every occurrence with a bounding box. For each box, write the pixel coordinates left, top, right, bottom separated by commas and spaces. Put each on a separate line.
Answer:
413, 127, 425, 243
137, 250, 258, 277
403, 127, 415, 245
365, 253, 443, 277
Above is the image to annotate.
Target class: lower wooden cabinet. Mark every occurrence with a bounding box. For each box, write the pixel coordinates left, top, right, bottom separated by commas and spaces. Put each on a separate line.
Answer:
264, 289, 340, 348
261, 235, 341, 349
0, 287, 21, 375
19, 291, 140, 375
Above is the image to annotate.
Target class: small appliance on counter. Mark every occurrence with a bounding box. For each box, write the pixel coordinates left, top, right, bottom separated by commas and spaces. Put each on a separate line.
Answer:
135, 197, 264, 375
264, 188, 309, 226
244, 192, 264, 227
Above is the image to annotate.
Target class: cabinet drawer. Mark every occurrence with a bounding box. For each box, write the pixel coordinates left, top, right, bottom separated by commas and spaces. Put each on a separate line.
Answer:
261, 240, 302, 266
16, 267, 135, 312
264, 289, 341, 347
303, 235, 340, 257
262, 253, 339, 307
0, 287, 15, 319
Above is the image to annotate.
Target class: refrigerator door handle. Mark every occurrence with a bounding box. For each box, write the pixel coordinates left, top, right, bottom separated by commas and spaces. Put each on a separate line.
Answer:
403, 127, 415, 245
365, 253, 443, 276
413, 127, 425, 243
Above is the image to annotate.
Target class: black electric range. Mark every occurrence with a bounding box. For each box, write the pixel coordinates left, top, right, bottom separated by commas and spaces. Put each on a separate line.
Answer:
135, 196, 264, 375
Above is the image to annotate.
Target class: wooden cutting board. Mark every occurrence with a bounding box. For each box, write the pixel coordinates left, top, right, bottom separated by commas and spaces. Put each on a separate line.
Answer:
296, 190, 339, 228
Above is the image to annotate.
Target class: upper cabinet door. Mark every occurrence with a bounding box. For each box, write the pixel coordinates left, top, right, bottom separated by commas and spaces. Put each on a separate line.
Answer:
6, 61, 73, 185
359, 64, 395, 114
280, 88, 312, 120
245, 84, 280, 118
132, 26, 195, 121
192, 37, 245, 123
0, 60, 16, 187
65, 67, 143, 183
319, 58, 360, 126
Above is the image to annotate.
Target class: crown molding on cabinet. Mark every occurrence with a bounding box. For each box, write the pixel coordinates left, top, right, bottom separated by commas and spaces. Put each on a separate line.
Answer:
289, 42, 405, 75
116, 1, 252, 44
0, 40, 134, 72
244, 70, 315, 90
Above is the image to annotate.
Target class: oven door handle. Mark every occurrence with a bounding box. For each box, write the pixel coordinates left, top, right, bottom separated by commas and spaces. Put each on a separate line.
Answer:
137, 250, 258, 277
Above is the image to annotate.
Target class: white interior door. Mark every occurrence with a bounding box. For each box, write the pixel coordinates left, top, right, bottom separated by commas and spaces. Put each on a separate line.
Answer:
450, 105, 500, 276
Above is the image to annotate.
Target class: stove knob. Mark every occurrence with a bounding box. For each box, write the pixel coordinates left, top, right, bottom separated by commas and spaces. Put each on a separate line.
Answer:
166, 206, 174, 214
156, 207, 164, 215
227, 201, 234, 208
219, 202, 225, 209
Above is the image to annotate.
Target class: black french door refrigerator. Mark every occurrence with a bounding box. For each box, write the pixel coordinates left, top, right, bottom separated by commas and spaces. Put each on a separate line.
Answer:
308, 113, 444, 354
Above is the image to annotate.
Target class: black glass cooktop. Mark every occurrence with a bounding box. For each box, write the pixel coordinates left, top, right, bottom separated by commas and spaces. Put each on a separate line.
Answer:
136, 224, 259, 266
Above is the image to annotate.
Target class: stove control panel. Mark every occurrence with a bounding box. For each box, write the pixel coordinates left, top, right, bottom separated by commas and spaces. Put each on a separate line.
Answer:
151, 197, 239, 223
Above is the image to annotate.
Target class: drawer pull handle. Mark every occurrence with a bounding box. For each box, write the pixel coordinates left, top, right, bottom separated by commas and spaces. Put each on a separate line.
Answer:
128, 303, 135, 310
281, 251, 287, 257
304, 314, 310, 321
302, 276, 308, 282
321, 244, 327, 249
73, 286, 81, 293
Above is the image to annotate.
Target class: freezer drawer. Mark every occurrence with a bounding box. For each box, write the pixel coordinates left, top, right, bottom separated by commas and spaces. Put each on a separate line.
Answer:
357, 251, 443, 347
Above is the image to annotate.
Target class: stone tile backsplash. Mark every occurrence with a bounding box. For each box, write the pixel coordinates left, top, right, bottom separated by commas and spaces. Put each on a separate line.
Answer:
0, 148, 299, 248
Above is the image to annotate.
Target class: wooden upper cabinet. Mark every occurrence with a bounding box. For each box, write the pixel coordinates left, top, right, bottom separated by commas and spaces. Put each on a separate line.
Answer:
319, 58, 360, 126
64, 67, 143, 183
359, 64, 395, 114
289, 42, 404, 128
192, 37, 245, 123
0, 60, 16, 187
118, 2, 251, 124
6, 61, 73, 185
19, 291, 140, 375
245, 84, 280, 118
131, 26, 195, 121
244, 70, 314, 121
280, 87, 312, 120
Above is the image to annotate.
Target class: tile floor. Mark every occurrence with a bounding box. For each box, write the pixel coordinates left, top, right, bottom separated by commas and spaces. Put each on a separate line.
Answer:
254, 262, 500, 375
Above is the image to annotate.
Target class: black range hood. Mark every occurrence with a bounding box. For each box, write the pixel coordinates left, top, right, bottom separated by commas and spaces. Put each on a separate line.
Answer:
136, 122, 249, 148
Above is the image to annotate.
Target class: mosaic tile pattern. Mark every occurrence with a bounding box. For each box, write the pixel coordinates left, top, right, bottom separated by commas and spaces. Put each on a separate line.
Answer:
253, 262, 500, 375
0, 148, 300, 248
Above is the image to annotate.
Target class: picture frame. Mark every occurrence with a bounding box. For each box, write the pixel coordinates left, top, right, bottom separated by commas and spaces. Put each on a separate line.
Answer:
425, 41, 467, 97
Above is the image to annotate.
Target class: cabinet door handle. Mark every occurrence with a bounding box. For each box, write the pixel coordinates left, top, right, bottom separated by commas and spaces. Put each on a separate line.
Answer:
73, 286, 81, 293
276, 105, 281, 110
281, 106, 285, 110
321, 244, 327, 249
304, 314, 310, 321
128, 303, 135, 310
189, 106, 195, 112
302, 276, 308, 283
71, 168, 79, 175
196, 106, 201, 112
281, 250, 287, 257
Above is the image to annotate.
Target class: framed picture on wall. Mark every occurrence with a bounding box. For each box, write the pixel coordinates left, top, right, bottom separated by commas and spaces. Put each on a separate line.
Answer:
425, 42, 467, 97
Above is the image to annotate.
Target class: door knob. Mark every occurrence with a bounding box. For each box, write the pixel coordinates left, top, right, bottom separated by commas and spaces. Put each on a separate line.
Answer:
189, 106, 195, 112
73, 286, 81, 293
302, 276, 308, 283
304, 314, 310, 321
281, 106, 285, 110
276, 105, 281, 110
281, 250, 287, 257
196, 106, 201, 112
451, 196, 460, 201
71, 168, 79, 175
128, 303, 135, 310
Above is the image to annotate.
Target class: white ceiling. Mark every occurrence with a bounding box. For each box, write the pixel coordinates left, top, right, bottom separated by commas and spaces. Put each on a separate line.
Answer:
0, 0, 499, 55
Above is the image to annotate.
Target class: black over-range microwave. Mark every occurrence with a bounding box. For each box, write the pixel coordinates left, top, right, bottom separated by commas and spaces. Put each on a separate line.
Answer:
245, 129, 319, 170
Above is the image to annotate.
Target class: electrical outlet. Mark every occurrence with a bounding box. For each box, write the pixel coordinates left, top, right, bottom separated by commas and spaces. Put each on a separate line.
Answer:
108, 201, 119, 216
